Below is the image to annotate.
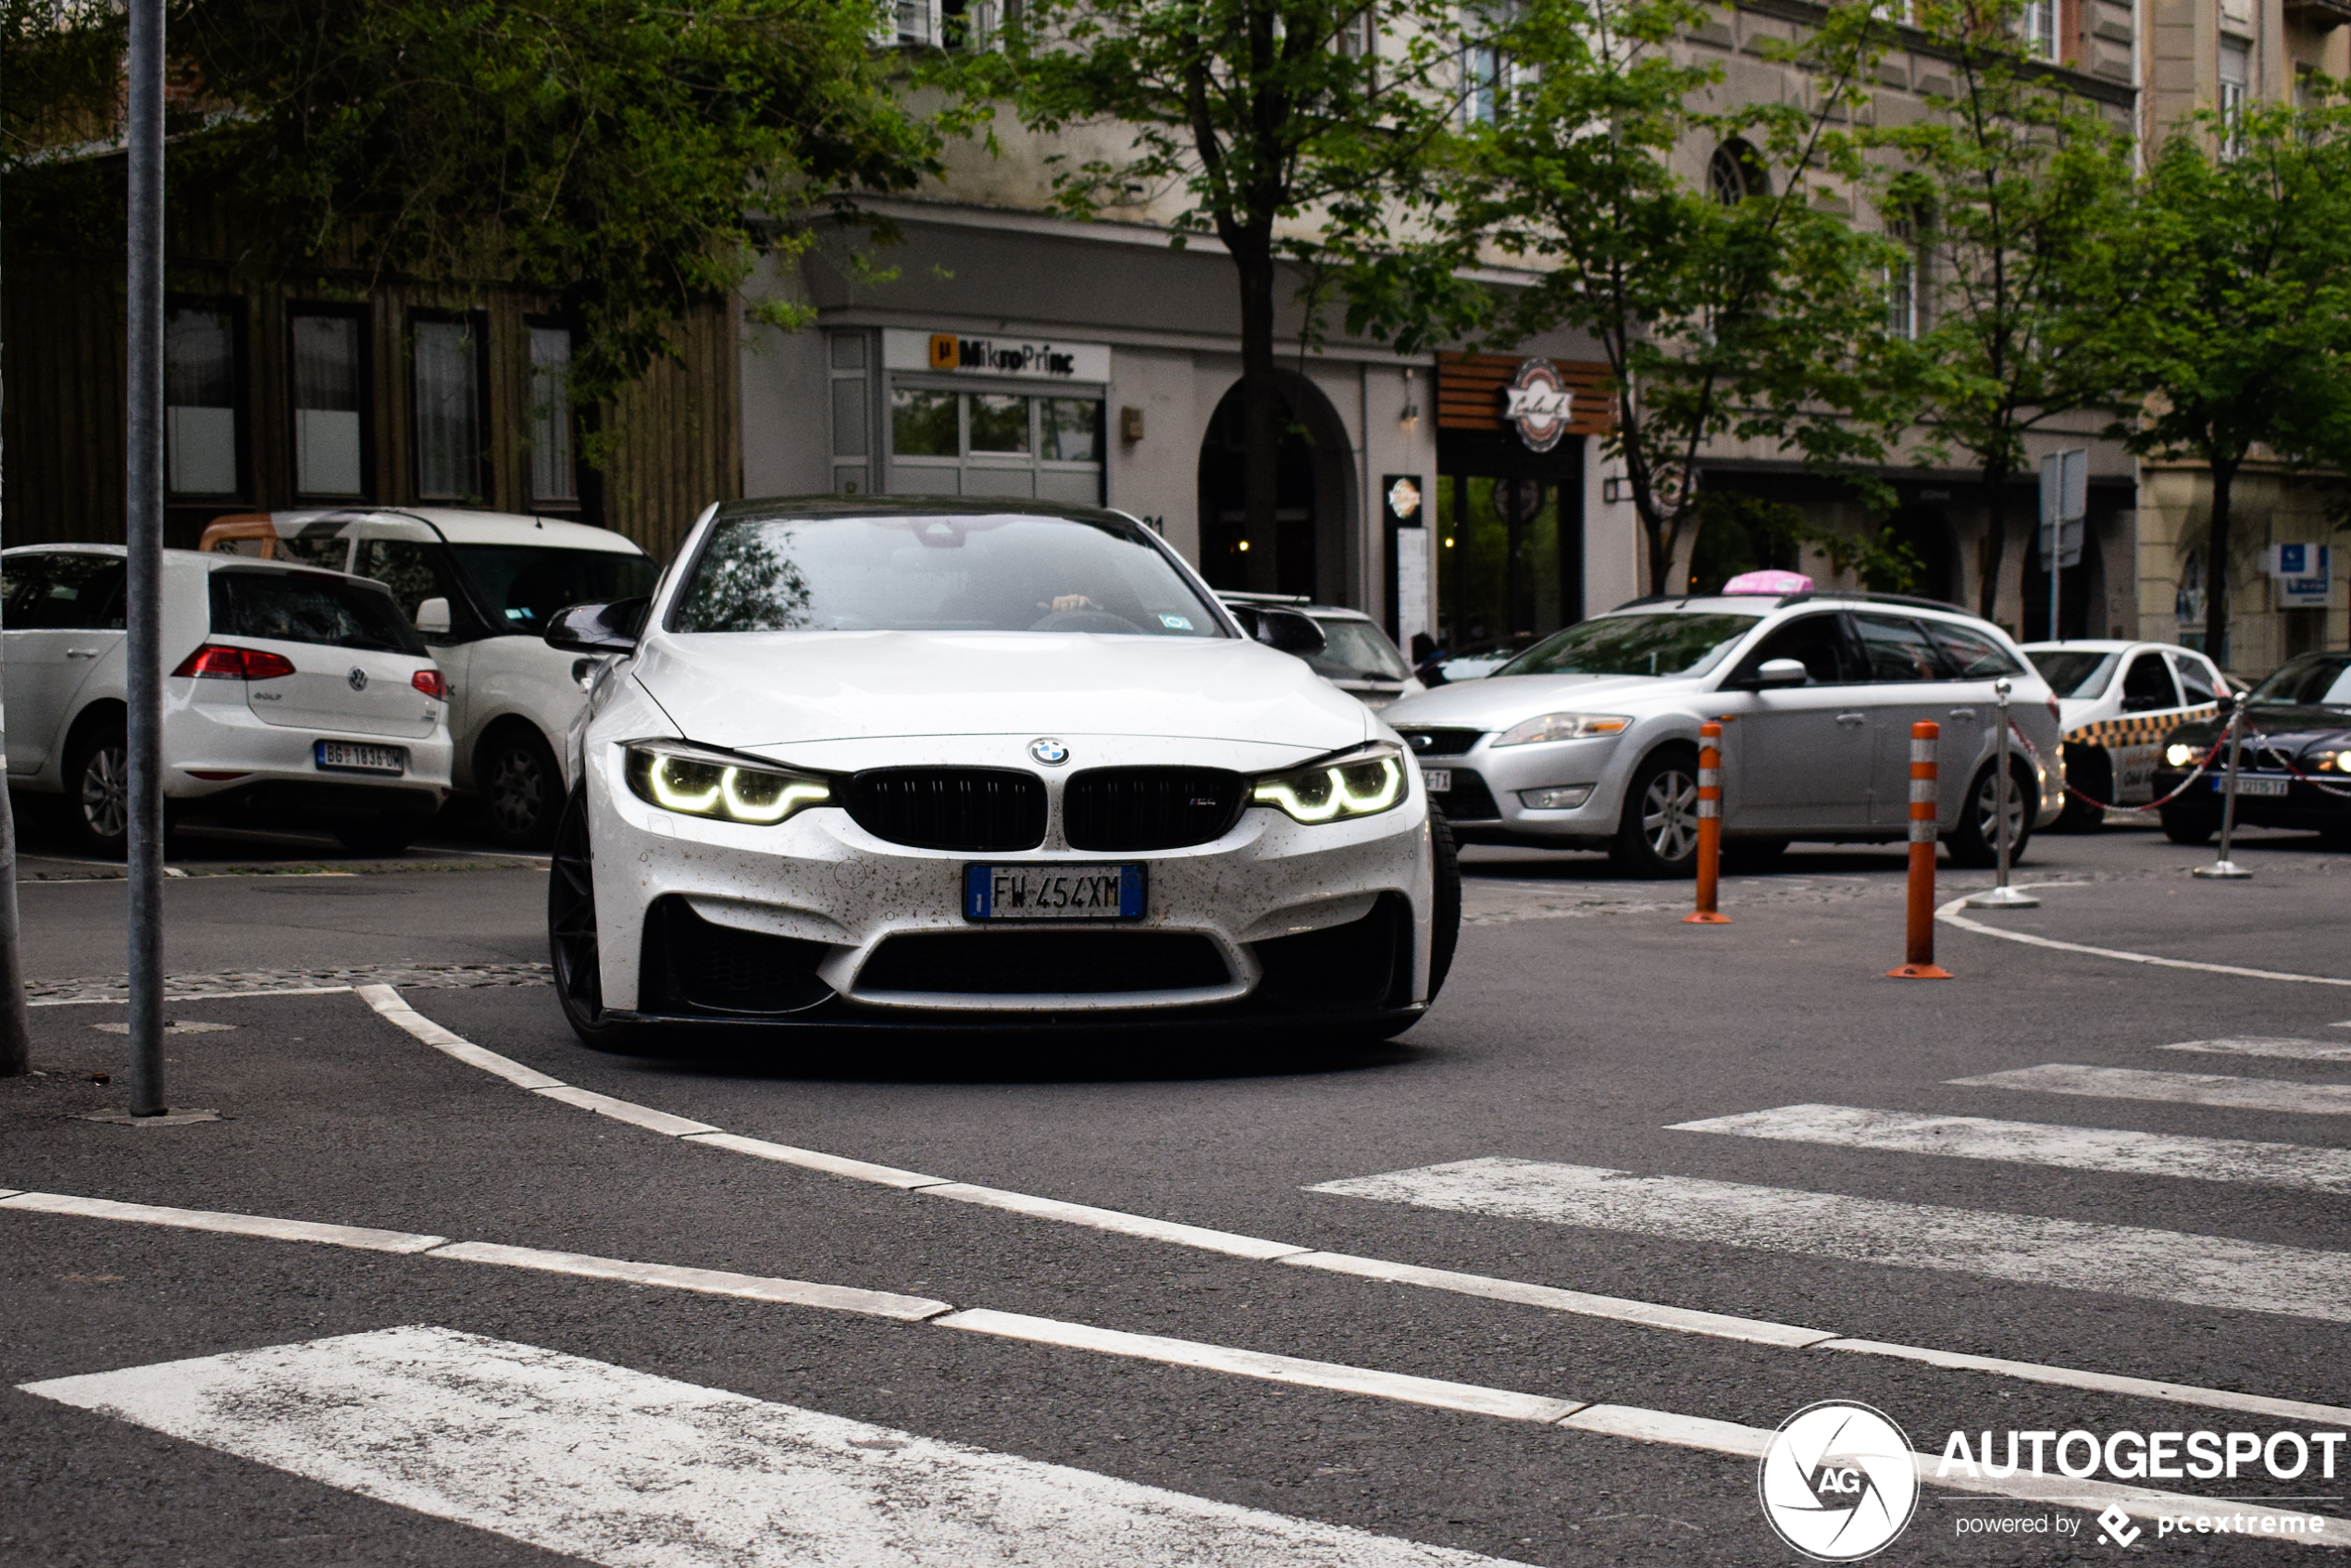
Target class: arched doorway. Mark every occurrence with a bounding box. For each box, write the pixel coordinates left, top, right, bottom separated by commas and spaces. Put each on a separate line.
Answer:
1197, 374, 1353, 600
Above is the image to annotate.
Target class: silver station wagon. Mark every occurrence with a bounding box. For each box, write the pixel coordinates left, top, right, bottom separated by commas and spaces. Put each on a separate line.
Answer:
1379, 591, 2066, 876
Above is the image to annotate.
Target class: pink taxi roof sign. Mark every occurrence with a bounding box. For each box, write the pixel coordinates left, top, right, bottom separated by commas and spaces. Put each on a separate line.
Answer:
1720, 569, 1813, 595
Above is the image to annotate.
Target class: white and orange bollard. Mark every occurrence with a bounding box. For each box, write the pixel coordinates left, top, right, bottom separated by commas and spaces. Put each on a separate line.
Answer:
1887, 720, 1951, 978
1685, 721, 1731, 925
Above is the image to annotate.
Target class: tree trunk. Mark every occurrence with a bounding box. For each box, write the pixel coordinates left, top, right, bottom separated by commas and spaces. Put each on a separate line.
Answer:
1234, 238, 1280, 593
2204, 458, 2237, 667
1978, 465, 2009, 623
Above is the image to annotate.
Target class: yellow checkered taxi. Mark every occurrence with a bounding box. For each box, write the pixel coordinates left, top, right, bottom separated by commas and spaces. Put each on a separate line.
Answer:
2021, 640, 2227, 828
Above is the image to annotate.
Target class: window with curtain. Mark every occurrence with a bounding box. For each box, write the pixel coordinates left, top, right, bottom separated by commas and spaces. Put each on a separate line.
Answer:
413, 317, 482, 502
1885, 217, 1920, 340
2020, 0, 2057, 57
165, 305, 239, 496
2220, 38, 2250, 156
529, 326, 577, 504
291, 313, 365, 497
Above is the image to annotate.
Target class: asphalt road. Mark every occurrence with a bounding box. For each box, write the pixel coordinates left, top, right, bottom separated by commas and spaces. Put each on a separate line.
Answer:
5, 816, 2349, 1566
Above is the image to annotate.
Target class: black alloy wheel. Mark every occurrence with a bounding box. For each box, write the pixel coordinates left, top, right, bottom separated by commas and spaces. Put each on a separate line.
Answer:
1947, 760, 2034, 869
548, 786, 637, 1052
1609, 748, 1701, 878
483, 728, 564, 848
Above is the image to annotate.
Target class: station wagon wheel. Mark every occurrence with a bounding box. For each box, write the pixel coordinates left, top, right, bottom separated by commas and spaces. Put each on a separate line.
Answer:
547, 787, 636, 1052
1947, 759, 2033, 869
1610, 747, 1701, 879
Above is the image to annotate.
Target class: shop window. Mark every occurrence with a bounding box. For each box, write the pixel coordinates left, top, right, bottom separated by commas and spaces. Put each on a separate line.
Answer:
969, 394, 1030, 454
529, 325, 578, 504
412, 315, 485, 502
290, 311, 366, 498
892, 389, 959, 456
831, 332, 872, 495
166, 304, 241, 497
1041, 399, 1100, 463
888, 385, 1103, 504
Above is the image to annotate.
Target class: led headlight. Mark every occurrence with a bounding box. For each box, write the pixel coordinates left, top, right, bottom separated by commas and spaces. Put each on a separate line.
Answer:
1492, 713, 1632, 747
2163, 742, 2198, 767
1252, 743, 1407, 824
2312, 749, 2351, 773
623, 740, 830, 825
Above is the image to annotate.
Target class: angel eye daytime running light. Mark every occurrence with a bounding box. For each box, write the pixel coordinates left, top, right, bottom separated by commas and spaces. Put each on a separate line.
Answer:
624, 743, 830, 826
1251, 748, 1406, 824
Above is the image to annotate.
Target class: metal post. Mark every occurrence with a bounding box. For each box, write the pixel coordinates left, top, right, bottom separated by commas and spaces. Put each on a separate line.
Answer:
0, 68, 33, 1079
2195, 697, 2252, 880
124, 0, 168, 1114
1967, 679, 2038, 909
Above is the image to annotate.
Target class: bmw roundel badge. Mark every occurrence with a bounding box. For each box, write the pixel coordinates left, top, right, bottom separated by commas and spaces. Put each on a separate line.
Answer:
1029, 737, 1070, 766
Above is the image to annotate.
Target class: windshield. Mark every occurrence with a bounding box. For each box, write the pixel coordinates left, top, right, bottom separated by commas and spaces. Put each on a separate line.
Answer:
1499, 613, 1762, 679
452, 545, 659, 634
2028, 650, 2119, 698
2249, 653, 2351, 708
209, 570, 425, 654
670, 513, 1226, 637
1308, 618, 1410, 681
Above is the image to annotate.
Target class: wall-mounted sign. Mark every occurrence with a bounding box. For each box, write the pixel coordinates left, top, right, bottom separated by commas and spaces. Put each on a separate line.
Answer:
1384, 473, 1424, 526
1502, 359, 1573, 452
883, 329, 1111, 383
2268, 543, 2332, 607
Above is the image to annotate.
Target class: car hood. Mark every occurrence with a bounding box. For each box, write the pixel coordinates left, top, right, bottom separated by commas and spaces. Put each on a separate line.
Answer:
628, 629, 1372, 754
1383, 671, 1696, 727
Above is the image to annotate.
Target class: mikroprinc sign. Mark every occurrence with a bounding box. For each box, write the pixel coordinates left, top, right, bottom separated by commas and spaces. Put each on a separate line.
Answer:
882, 329, 1111, 383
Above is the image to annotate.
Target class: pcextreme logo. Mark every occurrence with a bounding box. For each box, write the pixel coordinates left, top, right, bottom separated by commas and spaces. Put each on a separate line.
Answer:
1758, 1401, 1921, 1562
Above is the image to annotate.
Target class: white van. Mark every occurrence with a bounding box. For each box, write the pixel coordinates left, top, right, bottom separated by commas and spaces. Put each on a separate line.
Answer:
201, 510, 657, 845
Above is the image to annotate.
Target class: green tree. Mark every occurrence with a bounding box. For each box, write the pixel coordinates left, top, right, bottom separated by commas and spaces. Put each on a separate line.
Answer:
1351, 0, 1901, 596
2097, 97, 2351, 665
1867, 0, 2135, 623
952, 0, 1460, 587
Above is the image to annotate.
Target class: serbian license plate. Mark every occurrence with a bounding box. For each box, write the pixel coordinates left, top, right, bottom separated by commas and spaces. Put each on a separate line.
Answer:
315, 740, 406, 775
2218, 775, 2290, 797
1422, 768, 1452, 793
965, 864, 1144, 920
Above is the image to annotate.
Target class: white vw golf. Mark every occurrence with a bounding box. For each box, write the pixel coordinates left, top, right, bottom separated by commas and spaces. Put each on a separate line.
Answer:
544, 497, 1459, 1050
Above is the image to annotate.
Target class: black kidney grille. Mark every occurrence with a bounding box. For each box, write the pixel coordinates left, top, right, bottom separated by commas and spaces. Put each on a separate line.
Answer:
846, 768, 1047, 852
1063, 767, 1245, 852
1396, 728, 1484, 757
859, 930, 1229, 994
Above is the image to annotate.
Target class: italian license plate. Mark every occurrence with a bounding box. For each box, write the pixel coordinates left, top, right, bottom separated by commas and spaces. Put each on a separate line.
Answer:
1423, 768, 1452, 793
2218, 775, 2289, 797
964, 864, 1144, 920
315, 740, 406, 775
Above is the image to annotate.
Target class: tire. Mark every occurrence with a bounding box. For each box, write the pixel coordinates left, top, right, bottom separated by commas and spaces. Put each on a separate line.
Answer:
62, 719, 131, 858
2159, 808, 2215, 846
548, 786, 640, 1052
1608, 747, 1701, 878
1946, 759, 2034, 869
1425, 811, 1462, 1002
2054, 746, 2108, 833
1721, 838, 1790, 873
335, 815, 419, 856
479, 727, 565, 849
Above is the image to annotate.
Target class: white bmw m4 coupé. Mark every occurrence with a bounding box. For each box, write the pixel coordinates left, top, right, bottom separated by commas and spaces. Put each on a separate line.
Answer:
543, 497, 1460, 1051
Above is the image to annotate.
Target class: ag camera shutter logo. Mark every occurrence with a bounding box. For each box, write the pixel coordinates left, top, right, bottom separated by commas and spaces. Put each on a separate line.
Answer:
1758, 1401, 1920, 1561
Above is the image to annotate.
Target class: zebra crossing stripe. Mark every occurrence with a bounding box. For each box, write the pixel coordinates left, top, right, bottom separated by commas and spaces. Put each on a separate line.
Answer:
2164, 1038, 2351, 1063
18, 1325, 1531, 1568
1307, 1156, 2351, 1324
1671, 1103, 2351, 1193
1952, 1064, 2351, 1116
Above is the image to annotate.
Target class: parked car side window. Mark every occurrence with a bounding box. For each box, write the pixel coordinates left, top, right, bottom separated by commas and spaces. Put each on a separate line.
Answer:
1850, 614, 1947, 681
19, 554, 125, 630
1921, 620, 2022, 678
2, 554, 50, 617
1728, 614, 1854, 685
2120, 653, 2180, 712
357, 540, 478, 639
2171, 653, 2219, 706
209, 569, 427, 654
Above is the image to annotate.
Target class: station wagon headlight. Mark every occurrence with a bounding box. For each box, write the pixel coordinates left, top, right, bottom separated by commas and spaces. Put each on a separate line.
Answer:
1252, 743, 1406, 824
623, 740, 830, 825
2164, 742, 2198, 767
1492, 713, 1632, 747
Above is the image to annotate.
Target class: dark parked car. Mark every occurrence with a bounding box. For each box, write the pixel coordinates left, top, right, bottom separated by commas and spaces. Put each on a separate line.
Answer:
2151, 651, 2351, 848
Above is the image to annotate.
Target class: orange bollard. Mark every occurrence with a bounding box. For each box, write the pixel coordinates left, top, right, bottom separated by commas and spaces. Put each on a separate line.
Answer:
1685, 721, 1731, 925
1887, 719, 1951, 978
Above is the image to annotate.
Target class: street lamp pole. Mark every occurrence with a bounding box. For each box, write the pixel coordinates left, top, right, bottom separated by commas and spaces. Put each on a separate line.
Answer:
124, 0, 168, 1113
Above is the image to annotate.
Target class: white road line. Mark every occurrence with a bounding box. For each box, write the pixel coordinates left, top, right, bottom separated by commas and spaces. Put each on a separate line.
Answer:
357, 984, 563, 1089
1673, 1102, 2351, 1192
1936, 895, 2351, 986
936, 1309, 1585, 1424
1812, 1338, 2351, 1425
1953, 1064, 2351, 1116
532, 1084, 720, 1137
428, 1242, 952, 1321
2166, 1038, 2351, 1062
19, 1325, 1533, 1568
1279, 1251, 1838, 1349
1308, 1156, 2351, 1324
919, 1183, 1312, 1262
0, 1190, 446, 1252
678, 1131, 950, 1190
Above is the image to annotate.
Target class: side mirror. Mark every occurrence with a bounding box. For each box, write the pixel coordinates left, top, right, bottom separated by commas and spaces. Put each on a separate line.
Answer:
1230, 605, 1326, 657
545, 597, 649, 654
414, 596, 452, 636
1753, 658, 1810, 689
